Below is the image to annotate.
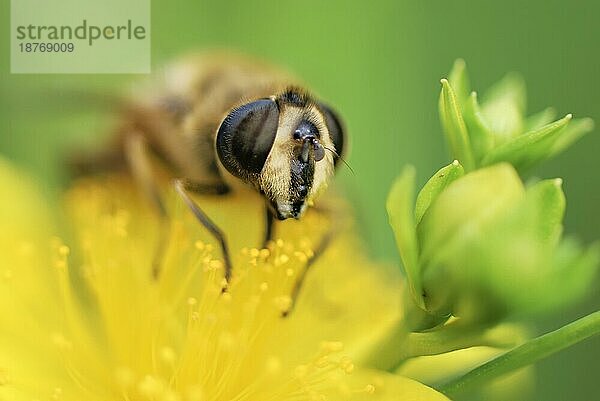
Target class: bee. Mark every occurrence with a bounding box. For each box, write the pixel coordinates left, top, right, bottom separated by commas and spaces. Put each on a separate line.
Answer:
75, 52, 346, 294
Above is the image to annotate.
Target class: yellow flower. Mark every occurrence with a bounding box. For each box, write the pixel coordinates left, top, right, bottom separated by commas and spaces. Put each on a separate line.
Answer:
0, 159, 447, 401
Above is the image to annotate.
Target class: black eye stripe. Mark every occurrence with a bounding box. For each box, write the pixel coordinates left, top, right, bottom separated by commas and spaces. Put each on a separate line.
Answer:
232, 107, 273, 170
235, 106, 270, 139
216, 99, 279, 181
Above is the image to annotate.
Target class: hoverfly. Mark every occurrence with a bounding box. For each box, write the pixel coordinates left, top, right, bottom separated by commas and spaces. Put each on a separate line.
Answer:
74, 52, 346, 307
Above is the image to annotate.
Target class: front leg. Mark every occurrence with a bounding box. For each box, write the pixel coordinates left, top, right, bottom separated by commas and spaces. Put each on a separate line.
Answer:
183, 179, 230, 195
280, 203, 342, 317
263, 204, 276, 249
282, 217, 338, 317
174, 179, 233, 287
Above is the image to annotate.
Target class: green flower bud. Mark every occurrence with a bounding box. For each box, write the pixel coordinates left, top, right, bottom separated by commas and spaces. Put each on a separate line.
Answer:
440, 60, 594, 172
388, 163, 599, 324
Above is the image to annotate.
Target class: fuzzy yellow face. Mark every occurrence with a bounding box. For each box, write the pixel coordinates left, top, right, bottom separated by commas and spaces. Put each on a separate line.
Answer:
217, 88, 345, 220
259, 97, 337, 220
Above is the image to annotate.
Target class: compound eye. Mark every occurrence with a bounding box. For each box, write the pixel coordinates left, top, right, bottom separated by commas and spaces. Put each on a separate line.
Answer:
318, 102, 345, 164
216, 99, 280, 180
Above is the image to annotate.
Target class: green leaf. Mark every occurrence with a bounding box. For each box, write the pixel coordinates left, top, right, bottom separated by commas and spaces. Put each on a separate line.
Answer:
524, 107, 556, 132
448, 59, 470, 106
439, 79, 475, 171
480, 73, 526, 141
550, 117, 594, 157
463, 91, 494, 164
415, 160, 464, 225
481, 114, 572, 172
524, 178, 565, 246
387, 166, 424, 309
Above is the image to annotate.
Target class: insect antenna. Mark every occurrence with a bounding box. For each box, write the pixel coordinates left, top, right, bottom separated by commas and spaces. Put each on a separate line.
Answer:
324, 146, 354, 175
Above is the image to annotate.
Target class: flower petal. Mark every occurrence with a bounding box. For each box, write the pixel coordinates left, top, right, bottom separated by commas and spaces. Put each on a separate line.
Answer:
324, 368, 450, 400
0, 158, 95, 401
397, 346, 534, 401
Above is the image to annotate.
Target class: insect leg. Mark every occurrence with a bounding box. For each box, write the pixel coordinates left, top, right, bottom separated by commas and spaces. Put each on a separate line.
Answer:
124, 132, 169, 279
262, 205, 276, 249
183, 180, 230, 195
282, 218, 338, 318
174, 179, 233, 286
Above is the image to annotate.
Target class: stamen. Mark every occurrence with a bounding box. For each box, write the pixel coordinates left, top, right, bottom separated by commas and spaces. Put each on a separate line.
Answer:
7, 178, 373, 401
365, 384, 376, 394
320, 341, 344, 353
339, 356, 354, 374
274, 295, 293, 313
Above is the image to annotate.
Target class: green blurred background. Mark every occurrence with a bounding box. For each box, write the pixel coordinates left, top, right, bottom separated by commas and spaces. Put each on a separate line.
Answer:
1, 1, 599, 399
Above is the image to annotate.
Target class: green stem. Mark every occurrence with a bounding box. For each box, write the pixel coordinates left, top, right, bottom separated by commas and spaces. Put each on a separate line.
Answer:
439, 311, 600, 398
365, 292, 520, 372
